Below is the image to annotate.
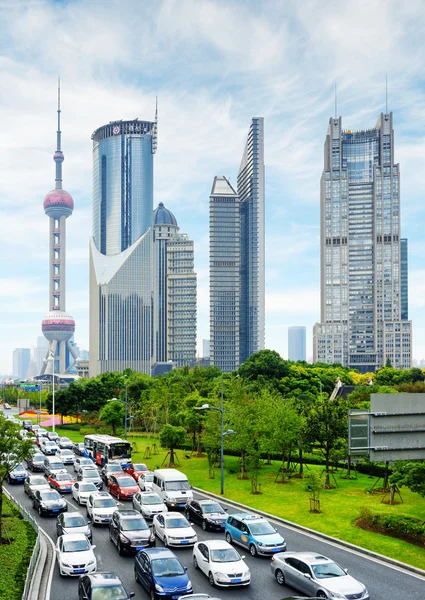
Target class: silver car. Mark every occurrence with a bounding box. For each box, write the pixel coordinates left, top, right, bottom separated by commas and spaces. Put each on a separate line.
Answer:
271, 551, 369, 600
133, 491, 168, 519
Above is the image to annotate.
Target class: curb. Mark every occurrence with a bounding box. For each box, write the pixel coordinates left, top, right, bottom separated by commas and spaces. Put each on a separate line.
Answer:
28, 527, 56, 600
193, 486, 425, 579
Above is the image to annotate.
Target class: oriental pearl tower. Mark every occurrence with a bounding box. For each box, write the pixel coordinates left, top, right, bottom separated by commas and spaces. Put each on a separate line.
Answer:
39, 81, 78, 377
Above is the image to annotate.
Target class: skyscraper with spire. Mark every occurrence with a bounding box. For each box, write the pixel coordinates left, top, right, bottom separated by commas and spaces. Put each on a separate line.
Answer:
39, 81, 78, 377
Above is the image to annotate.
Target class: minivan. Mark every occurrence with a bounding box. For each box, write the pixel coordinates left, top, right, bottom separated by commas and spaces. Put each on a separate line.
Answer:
44, 457, 67, 477
151, 469, 193, 509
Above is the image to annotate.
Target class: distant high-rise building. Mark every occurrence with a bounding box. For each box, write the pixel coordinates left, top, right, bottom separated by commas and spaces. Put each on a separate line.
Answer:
313, 112, 412, 371
89, 114, 157, 376
209, 118, 265, 372
400, 238, 408, 321
202, 339, 210, 359
13, 348, 31, 380
288, 327, 306, 361
34, 336, 49, 375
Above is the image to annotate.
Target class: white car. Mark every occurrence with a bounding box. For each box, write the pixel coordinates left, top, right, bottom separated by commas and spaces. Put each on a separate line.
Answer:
137, 472, 154, 491
153, 512, 197, 547
193, 539, 251, 587
133, 491, 168, 519
72, 481, 98, 506
57, 449, 74, 465
55, 533, 97, 577
40, 439, 59, 455
86, 491, 118, 525
74, 457, 95, 473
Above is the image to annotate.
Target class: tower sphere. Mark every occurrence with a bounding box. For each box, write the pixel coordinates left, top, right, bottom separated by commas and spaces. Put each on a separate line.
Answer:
41, 310, 75, 342
54, 151, 64, 162
43, 189, 74, 218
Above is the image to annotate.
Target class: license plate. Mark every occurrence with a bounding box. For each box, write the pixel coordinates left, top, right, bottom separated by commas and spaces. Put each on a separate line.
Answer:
180, 540, 189, 544
52, 509, 59, 513
231, 578, 241, 583
136, 546, 144, 551
102, 518, 110, 522
74, 569, 84, 573
272, 548, 280, 552
178, 504, 185, 507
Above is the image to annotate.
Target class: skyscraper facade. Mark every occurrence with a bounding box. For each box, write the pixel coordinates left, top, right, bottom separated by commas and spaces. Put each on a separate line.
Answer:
400, 238, 408, 321
13, 348, 31, 380
313, 112, 412, 372
288, 326, 306, 361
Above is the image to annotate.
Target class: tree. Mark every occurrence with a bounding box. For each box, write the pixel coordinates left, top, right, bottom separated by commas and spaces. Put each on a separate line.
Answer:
385, 357, 392, 368
159, 424, 186, 466
390, 461, 425, 497
0, 417, 34, 544
99, 401, 125, 435
238, 349, 289, 389
270, 398, 305, 481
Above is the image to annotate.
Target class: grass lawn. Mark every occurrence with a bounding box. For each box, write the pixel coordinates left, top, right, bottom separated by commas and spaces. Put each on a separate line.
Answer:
53, 427, 425, 570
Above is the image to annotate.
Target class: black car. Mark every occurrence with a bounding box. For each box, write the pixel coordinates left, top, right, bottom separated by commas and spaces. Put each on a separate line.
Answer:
78, 572, 134, 600
185, 499, 227, 531
26, 452, 45, 472
32, 489, 67, 517
56, 512, 92, 542
109, 509, 155, 555
73, 442, 86, 456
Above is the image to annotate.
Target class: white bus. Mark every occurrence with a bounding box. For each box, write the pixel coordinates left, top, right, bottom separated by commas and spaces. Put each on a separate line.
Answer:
84, 434, 132, 467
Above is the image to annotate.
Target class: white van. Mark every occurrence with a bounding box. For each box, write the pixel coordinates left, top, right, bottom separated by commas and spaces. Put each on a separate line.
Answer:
152, 468, 193, 509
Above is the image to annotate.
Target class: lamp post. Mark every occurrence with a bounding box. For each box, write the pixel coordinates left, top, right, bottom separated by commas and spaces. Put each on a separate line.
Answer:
45, 353, 56, 432
109, 392, 131, 440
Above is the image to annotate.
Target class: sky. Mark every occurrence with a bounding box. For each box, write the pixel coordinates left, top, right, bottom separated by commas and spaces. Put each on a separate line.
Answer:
1, 0, 425, 375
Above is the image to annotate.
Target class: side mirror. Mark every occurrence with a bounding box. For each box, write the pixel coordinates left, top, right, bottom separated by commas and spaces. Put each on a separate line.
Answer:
130, 593, 135, 598
83, 596, 90, 600
203, 557, 208, 562
184, 566, 188, 571
303, 573, 311, 579
190, 522, 194, 526
91, 545, 96, 549
344, 568, 348, 574
224, 507, 228, 511
241, 555, 246, 559
87, 520, 92, 524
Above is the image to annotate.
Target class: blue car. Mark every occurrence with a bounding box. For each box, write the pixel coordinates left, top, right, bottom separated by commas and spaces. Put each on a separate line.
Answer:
134, 547, 192, 600
225, 512, 287, 557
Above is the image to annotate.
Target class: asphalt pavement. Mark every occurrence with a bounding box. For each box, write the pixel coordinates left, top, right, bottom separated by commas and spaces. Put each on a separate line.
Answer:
4, 453, 425, 600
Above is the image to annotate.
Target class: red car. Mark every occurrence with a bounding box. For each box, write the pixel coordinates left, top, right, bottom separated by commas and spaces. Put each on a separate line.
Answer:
124, 462, 150, 481
48, 471, 75, 493
108, 474, 139, 500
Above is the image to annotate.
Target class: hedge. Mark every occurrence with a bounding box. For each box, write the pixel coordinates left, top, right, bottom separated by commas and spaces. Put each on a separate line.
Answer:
359, 506, 425, 546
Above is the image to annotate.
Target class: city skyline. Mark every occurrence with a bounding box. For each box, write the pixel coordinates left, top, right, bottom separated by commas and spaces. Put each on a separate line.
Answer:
2, 1, 425, 373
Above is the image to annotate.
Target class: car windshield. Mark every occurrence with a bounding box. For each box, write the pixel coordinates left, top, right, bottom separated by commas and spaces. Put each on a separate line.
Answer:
80, 459, 93, 465
249, 520, 276, 535
142, 494, 162, 505
108, 465, 122, 472
132, 463, 147, 471
311, 562, 346, 579
45, 441, 56, 446
121, 518, 148, 531
91, 585, 128, 600
80, 483, 97, 492
50, 463, 64, 470
151, 557, 185, 577
83, 471, 99, 478
13, 463, 25, 471
56, 473, 71, 481
60, 438, 71, 443
166, 517, 189, 529
64, 515, 86, 527
164, 480, 189, 491
63, 539, 90, 552
41, 491, 60, 500
119, 478, 135, 487
93, 498, 116, 508
34, 455, 44, 462
143, 474, 154, 482
211, 547, 241, 562
60, 450, 72, 456
203, 503, 225, 514
31, 478, 46, 486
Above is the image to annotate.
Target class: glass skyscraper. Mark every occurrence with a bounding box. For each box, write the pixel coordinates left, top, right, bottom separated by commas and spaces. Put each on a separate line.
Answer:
313, 112, 412, 371
400, 238, 408, 321
288, 326, 306, 362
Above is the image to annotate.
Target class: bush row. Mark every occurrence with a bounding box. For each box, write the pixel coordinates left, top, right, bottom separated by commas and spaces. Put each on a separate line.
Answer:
359, 507, 425, 545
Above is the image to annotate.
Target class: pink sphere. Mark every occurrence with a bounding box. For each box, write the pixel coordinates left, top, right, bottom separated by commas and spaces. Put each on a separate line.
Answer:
43, 189, 74, 218
42, 311, 75, 342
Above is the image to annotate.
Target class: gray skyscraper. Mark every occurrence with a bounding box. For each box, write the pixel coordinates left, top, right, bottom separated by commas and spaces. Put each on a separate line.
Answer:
13, 348, 31, 380
288, 327, 306, 362
209, 118, 265, 372
313, 112, 412, 371
400, 238, 408, 321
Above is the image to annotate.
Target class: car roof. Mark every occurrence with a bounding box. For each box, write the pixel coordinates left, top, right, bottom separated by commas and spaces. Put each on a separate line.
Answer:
63, 511, 83, 517
60, 532, 89, 541
228, 512, 264, 521
86, 572, 124, 586
142, 547, 177, 559
117, 510, 142, 518
164, 512, 186, 518
201, 540, 233, 549
198, 499, 221, 506
90, 491, 112, 498
285, 552, 332, 565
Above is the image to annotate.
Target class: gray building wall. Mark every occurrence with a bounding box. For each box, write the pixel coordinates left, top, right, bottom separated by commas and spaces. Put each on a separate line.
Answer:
400, 238, 408, 321
288, 326, 306, 361
13, 348, 31, 380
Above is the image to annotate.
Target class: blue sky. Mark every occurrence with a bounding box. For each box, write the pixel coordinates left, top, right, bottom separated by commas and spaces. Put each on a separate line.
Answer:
1, 0, 425, 374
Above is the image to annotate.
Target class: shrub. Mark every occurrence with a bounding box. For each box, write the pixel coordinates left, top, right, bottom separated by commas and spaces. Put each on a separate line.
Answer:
358, 507, 425, 545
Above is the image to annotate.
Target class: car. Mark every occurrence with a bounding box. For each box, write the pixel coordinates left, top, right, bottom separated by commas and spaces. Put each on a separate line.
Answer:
30, 423, 41, 434
185, 499, 227, 531
40, 439, 59, 455
26, 452, 46, 472
78, 467, 103, 490
19, 429, 30, 439
137, 471, 154, 491
108, 474, 138, 500
134, 547, 192, 599
73, 441, 86, 456
48, 471, 75, 493
24, 475, 50, 499
35, 432, 48, 447
109, 509, 155, 555
124, 462, 150, 481
3, 403, 11, 410
101, 463, 124, 484
74, 456, 95, 473
32, 488, 67, 516
7, 462, 28, 484
271, 552, 370, 599
57, 448, 74, 464
44, 457, 67, 477
78, 572, 135, 600
153, 512, 197, 548
58, 436, 74, 449
37, 428, 48, 436
56, 512, 92, 542
47, 431, 60, 442
55, 533, 97, 577
179, 596, 223, 600
72, 481, 99, 506
86, 491, 118, 525
193, 539, 251, 587
225, 512, 287, 556
22, 419, 34, 430
76, 463, 98, 477
133, 491, 168, 520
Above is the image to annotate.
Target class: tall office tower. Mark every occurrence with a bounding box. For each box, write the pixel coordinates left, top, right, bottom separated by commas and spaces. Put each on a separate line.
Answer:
202, 339, 210, 359
89, 115, 157, 376
238, 117, 265, 364
313, 112, 412, 372
153, 203, 197, 368
400, 238, 408, 321
288, 326, 306, 361
34, 336, 49, 375
13, 348, 31, 380
40, 84, 78, 377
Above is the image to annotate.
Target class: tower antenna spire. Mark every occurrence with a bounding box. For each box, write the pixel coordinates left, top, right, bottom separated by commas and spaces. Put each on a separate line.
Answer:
54, 76, 64, 190
386, 75, 388, 114
57, 76, 61, 152
152, 95, 158, 154
334, 81, 337, 118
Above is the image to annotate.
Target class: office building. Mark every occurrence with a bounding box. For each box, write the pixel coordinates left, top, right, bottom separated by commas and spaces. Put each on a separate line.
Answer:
202, 339, 210, 359
13, 348, 31, 380
400, 238, 408, 321
313, 112, 412, 371
34, 336, 49, 375
288, 326, 306, 361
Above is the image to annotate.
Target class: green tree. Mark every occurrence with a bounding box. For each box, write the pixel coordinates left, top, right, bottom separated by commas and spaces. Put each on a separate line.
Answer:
201, 411, 221, 478
270, 398, 305, 481
390, 461, 425, 497
0, 417, 34, 544
159, 424, 186, 466
99, 400, 125, 435
238, 349, 289, 389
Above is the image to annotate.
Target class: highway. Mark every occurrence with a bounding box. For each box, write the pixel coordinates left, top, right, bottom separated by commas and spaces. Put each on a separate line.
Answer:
4, 454, 425, 600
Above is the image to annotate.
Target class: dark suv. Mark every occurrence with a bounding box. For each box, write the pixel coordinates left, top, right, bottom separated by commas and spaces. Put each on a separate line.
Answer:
185, 499, 227, 531
109, 509, 155, 555
78, 573, 134, 600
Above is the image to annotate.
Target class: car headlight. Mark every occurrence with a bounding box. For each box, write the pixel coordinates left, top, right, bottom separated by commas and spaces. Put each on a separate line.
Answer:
87, 559, 95, 566
120, 534, 130, 543
187, 580, 192, 588
215, 572, 230, 581
257, 541, 263, 546
155, 583, 164, 592
149, 533, 155, 541
62, 562, 72, 568
244, 570, 251, 578
328, 592, 345, 599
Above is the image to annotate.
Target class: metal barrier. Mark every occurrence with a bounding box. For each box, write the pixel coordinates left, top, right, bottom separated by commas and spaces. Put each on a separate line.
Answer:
3, 488, 40, 600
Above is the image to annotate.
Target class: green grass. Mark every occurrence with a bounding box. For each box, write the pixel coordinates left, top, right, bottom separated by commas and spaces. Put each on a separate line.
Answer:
52, 426, 425, 570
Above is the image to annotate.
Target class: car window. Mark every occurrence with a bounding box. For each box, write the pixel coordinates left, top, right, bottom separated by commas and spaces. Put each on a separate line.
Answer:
211, 547, 240, 562
311, 562, 346, 579
121, 518, 148, 531
143, 494, 161, 505
151, 557, 185, 576
64, 515, 86, 527
240, 523, 248, 533
166, 516, 189, 528
248, 520, 276, 535
91, 585, 128, 599
286, 557, 300, 570
297, 561, 312, 575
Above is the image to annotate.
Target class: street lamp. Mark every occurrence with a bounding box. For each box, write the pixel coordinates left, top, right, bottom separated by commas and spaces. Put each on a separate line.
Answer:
108, 393, 131, 440
315, 377, 323, 401
45, 353, 56, 433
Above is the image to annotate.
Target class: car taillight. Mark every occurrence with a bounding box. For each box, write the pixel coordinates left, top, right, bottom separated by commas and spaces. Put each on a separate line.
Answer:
271, 556, 275, 562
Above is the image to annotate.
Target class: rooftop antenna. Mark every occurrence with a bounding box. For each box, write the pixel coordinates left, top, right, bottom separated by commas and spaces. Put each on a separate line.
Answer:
385, 75, 388, 114
54, 76, 64, 190
57, 76, 61, 152
334, 81, 337, 119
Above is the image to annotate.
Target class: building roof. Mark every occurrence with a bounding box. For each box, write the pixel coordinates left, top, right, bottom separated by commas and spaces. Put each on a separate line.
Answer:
153, 202, 178, 227
210, 176, 237, 196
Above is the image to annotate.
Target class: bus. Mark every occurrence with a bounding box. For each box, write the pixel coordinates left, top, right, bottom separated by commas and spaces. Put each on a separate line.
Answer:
84, 434, 132, 467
